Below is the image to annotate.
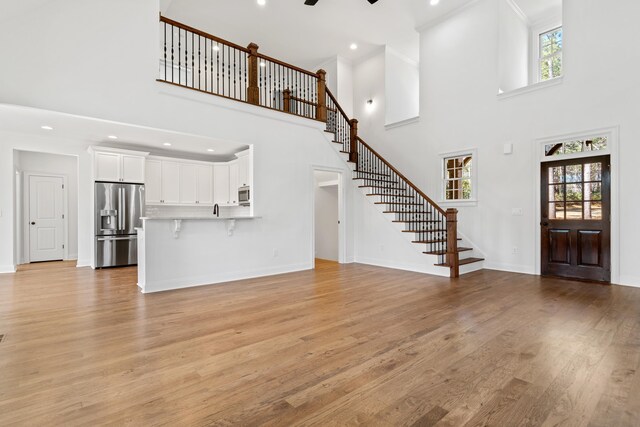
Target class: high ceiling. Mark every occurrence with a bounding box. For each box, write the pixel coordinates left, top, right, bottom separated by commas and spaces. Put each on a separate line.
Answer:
513, 0, 562, 22
162, 0, 475, 69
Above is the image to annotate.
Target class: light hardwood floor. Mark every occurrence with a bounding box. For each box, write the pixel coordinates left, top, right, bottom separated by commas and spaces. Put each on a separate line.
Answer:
1, 260, 640, 426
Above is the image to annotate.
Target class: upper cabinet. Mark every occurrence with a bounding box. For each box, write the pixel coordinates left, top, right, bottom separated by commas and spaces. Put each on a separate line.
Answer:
146, 157, 214, 206
91, 147, 147, 183
236, 150, 251, 188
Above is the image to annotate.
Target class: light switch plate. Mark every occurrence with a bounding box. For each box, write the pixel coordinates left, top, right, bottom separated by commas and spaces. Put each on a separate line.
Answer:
503, 143, 513, 155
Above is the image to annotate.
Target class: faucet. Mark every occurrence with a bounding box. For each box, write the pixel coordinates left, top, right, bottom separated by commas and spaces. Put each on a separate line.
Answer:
213, 204, 219, 217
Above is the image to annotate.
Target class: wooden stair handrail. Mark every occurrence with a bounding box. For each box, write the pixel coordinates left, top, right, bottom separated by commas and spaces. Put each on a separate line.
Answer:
356, 137, 447, 216
160, 15, 249, 53
326, 89, 350, 123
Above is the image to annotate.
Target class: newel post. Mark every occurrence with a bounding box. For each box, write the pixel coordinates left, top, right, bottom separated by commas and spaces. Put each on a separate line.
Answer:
247, 43, 260, 105
316, 69, 327, 122
283, 89, 291, 113
446, 208, 459, 278
349, 119, 359, 165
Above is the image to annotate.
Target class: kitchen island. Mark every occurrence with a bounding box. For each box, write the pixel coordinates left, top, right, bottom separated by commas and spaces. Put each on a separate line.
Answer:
137, 215, 276, 293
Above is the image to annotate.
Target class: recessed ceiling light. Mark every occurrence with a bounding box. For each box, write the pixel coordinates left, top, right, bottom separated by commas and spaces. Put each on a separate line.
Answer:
207, 149, 215, 152
257, 0, 266, 5
41, 125, 53, 130
430, 0, 440, 5
350, 43, 358, 50
108, 135, 118, 139
163, 143, 172, 146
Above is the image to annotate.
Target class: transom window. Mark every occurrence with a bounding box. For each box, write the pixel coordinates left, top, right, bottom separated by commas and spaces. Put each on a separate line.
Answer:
545, 137, 608, 157
539, 27, 563, 81
547, 162, 602, 220
444, 155, 473, 201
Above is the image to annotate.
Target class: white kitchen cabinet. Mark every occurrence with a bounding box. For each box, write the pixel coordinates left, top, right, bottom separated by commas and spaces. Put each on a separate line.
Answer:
161, 161, 181, 204
145, 160, 162, 204
92, 148, 146, 183
121, 155, 146, 183
229, 161, 239, 205
147, 158, 214, 206
196, 165, 213, 205
213, 164, 230, 206
237, 152, 251, 188
179, 163, 198, 205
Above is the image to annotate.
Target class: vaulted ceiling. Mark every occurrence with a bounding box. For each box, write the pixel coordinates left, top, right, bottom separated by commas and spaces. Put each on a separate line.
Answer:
162, 0, 475, 69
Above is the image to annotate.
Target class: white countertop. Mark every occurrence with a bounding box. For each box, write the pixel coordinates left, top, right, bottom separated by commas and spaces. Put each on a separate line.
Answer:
141, 216, 259, 221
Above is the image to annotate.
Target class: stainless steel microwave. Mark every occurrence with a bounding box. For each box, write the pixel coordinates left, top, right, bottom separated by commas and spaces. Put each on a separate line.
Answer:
238, 186, 250, 206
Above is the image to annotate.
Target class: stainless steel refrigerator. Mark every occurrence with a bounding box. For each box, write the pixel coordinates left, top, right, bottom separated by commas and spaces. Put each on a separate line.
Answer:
95, 182, 145, 268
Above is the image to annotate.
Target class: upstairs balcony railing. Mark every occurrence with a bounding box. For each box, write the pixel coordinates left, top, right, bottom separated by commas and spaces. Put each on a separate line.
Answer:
159, 15, 325, 121
157, 15, 462, 277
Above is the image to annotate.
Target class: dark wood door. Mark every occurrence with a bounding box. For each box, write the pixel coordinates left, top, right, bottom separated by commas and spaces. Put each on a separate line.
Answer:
541, 155, 610, 282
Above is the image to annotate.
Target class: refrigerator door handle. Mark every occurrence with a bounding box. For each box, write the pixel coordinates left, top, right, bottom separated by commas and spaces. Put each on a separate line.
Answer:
119, 188, 126, 231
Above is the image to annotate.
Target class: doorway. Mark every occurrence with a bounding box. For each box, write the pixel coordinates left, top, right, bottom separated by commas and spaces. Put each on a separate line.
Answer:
541, 155, 611, 282
28, 175, 65, 262
313, 169, 342, 265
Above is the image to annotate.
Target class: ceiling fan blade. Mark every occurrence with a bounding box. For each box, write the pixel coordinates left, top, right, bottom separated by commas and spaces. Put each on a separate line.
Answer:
304, 0, 319, 5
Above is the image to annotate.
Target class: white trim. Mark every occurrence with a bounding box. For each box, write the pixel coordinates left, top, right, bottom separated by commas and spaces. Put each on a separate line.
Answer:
498, 76, 563, 100
438, 147, 478, 205
384, 116, 420, 130
311, 166, 347, 266
505, 0, 529, 25
23, 172, 70, 263
529, 18, 563, 85
533, 126, 620, 284
416, 0, 481, 33
385, 46, 419, 68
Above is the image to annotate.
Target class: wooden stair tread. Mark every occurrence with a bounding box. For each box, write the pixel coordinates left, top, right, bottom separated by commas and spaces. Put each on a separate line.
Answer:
375, 202, 422, 206
384, 211, 432, 215
359, 185, 406, 190
412, 238, 461, 244
435, 257, 484, 267
402, 229, 446, 233
355, 171, 390, 177
424, 247, 473, 255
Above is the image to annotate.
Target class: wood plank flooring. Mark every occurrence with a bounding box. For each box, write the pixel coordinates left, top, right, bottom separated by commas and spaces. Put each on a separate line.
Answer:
1, 260, 640, 425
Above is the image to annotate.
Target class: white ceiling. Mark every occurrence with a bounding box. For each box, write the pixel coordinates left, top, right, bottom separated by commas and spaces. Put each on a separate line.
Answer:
0, 104, 247, 160
162, 0, 475, 68
513, 0, 562, 22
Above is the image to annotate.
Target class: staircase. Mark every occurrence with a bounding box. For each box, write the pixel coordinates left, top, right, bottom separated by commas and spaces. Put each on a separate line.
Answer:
157, 15, 484, 278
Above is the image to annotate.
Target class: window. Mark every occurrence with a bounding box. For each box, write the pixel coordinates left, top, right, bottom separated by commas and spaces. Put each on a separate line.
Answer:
539, 27, 563, 81
444, 154, 473, 201
545, 137, 608, 157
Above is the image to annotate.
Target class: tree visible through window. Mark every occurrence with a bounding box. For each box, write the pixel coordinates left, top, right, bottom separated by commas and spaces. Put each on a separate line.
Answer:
540, 27, 563, 81
444, 155, 473, 201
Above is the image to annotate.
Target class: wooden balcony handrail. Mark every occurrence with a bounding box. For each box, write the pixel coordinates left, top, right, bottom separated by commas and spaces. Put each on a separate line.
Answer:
256, 52, 318, 78
326, 89, 350, 123
160, 15, 249, 53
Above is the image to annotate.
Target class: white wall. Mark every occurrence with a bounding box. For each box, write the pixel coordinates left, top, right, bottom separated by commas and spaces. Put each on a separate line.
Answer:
352, 0, 640, 286
385, 47, 420, 125
15, 150, 79, 262
499, 0, 529, 93
314, 171, 339, 261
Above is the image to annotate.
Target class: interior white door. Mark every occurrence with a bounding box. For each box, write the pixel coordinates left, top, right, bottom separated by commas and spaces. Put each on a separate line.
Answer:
29, 175, 65, 262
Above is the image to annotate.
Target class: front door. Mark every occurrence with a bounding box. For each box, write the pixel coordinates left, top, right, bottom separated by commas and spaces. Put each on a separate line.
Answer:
29, 175, 65, 262
541, 155, 610, 282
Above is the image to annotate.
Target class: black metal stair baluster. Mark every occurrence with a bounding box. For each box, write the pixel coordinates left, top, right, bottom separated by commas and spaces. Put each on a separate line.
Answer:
191, 32, 195, 88
163, 22, 167, 81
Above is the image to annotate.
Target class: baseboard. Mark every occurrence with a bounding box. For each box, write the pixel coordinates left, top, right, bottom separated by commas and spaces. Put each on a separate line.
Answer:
141, 262, 313, 293
355, 256, 449, 277
75, 259, 93, 268
482, 261, 536, 275
616, 275, 640, 288
0, 265, 17, 274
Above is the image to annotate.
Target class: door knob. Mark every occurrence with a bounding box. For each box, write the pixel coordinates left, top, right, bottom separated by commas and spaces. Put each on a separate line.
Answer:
31, 221, 36, 225
541, 221, 549, 227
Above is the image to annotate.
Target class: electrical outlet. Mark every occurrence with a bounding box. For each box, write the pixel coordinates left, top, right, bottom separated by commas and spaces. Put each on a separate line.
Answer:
512, 247, 519, 254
